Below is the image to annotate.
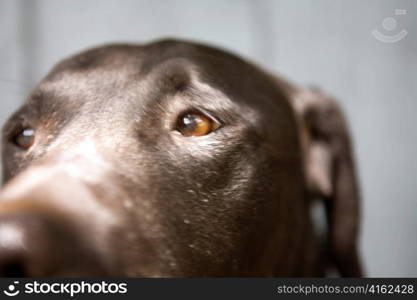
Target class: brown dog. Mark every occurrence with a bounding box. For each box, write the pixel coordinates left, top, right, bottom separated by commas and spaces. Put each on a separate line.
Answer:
0, 39, 362, 277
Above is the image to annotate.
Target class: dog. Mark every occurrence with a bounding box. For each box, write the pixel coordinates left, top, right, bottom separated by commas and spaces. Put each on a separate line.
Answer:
0, 39, 362, 277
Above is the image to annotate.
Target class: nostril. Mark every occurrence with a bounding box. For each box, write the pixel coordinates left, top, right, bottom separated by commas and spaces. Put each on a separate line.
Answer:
0, 213, 111, 277
0, 244, 28, 277
0, 216, 48, 277
0, 221, 29, 277
0, 260, 27, 277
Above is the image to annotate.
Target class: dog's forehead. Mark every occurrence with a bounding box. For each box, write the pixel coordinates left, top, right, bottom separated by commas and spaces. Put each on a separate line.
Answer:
37, 40, 286, 103
27, 40, 296, 143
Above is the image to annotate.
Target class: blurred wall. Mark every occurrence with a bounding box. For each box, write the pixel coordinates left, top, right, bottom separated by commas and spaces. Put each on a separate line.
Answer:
0, 0, 416, 276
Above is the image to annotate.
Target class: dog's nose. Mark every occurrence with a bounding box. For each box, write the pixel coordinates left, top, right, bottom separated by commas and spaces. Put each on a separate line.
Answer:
0, 165, 120, 277
0, 214, 61, 277
0, 213, 108, 277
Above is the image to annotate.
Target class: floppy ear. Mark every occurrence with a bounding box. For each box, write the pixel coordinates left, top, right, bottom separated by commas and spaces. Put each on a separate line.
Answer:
290, 87, 363, 277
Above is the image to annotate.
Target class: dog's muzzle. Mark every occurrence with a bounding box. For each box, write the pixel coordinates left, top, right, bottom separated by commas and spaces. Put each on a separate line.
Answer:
0, 165, 118, 277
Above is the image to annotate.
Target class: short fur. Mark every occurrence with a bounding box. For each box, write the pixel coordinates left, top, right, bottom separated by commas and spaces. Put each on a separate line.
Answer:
0, 39, 362, 277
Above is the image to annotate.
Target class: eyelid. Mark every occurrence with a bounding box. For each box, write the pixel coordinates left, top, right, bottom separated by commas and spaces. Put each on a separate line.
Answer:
8, 124, 25, 141
4, 114, 30, 134
201, 109, 222, 127
181, 108, 223, 128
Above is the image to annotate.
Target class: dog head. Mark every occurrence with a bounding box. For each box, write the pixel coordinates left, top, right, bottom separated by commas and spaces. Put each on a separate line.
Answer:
0, 40, 362, 277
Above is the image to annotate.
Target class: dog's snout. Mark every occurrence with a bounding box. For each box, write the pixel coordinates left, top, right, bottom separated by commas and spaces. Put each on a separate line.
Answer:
0, 214, 64, 277
0, 216, 29, 277
0, 213, 107, 277
0, 166, 119, 277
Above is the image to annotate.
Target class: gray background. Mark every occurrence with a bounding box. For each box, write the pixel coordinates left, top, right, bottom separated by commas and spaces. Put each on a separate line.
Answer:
0, 0, 416, 276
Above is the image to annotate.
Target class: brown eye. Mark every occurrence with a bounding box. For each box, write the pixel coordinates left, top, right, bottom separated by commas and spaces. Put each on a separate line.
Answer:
13, 128, 35, 149
176, 112, 219, 137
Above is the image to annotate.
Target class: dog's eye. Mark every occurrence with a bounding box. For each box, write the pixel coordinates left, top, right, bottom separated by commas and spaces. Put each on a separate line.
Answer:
176, 112, 220, 137
13, 128, 35, 149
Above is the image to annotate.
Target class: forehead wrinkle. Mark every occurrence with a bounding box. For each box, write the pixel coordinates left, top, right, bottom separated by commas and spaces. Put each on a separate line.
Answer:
188, 71, 260, 128
133, 61, 192, 108
141, 65, 234, 111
